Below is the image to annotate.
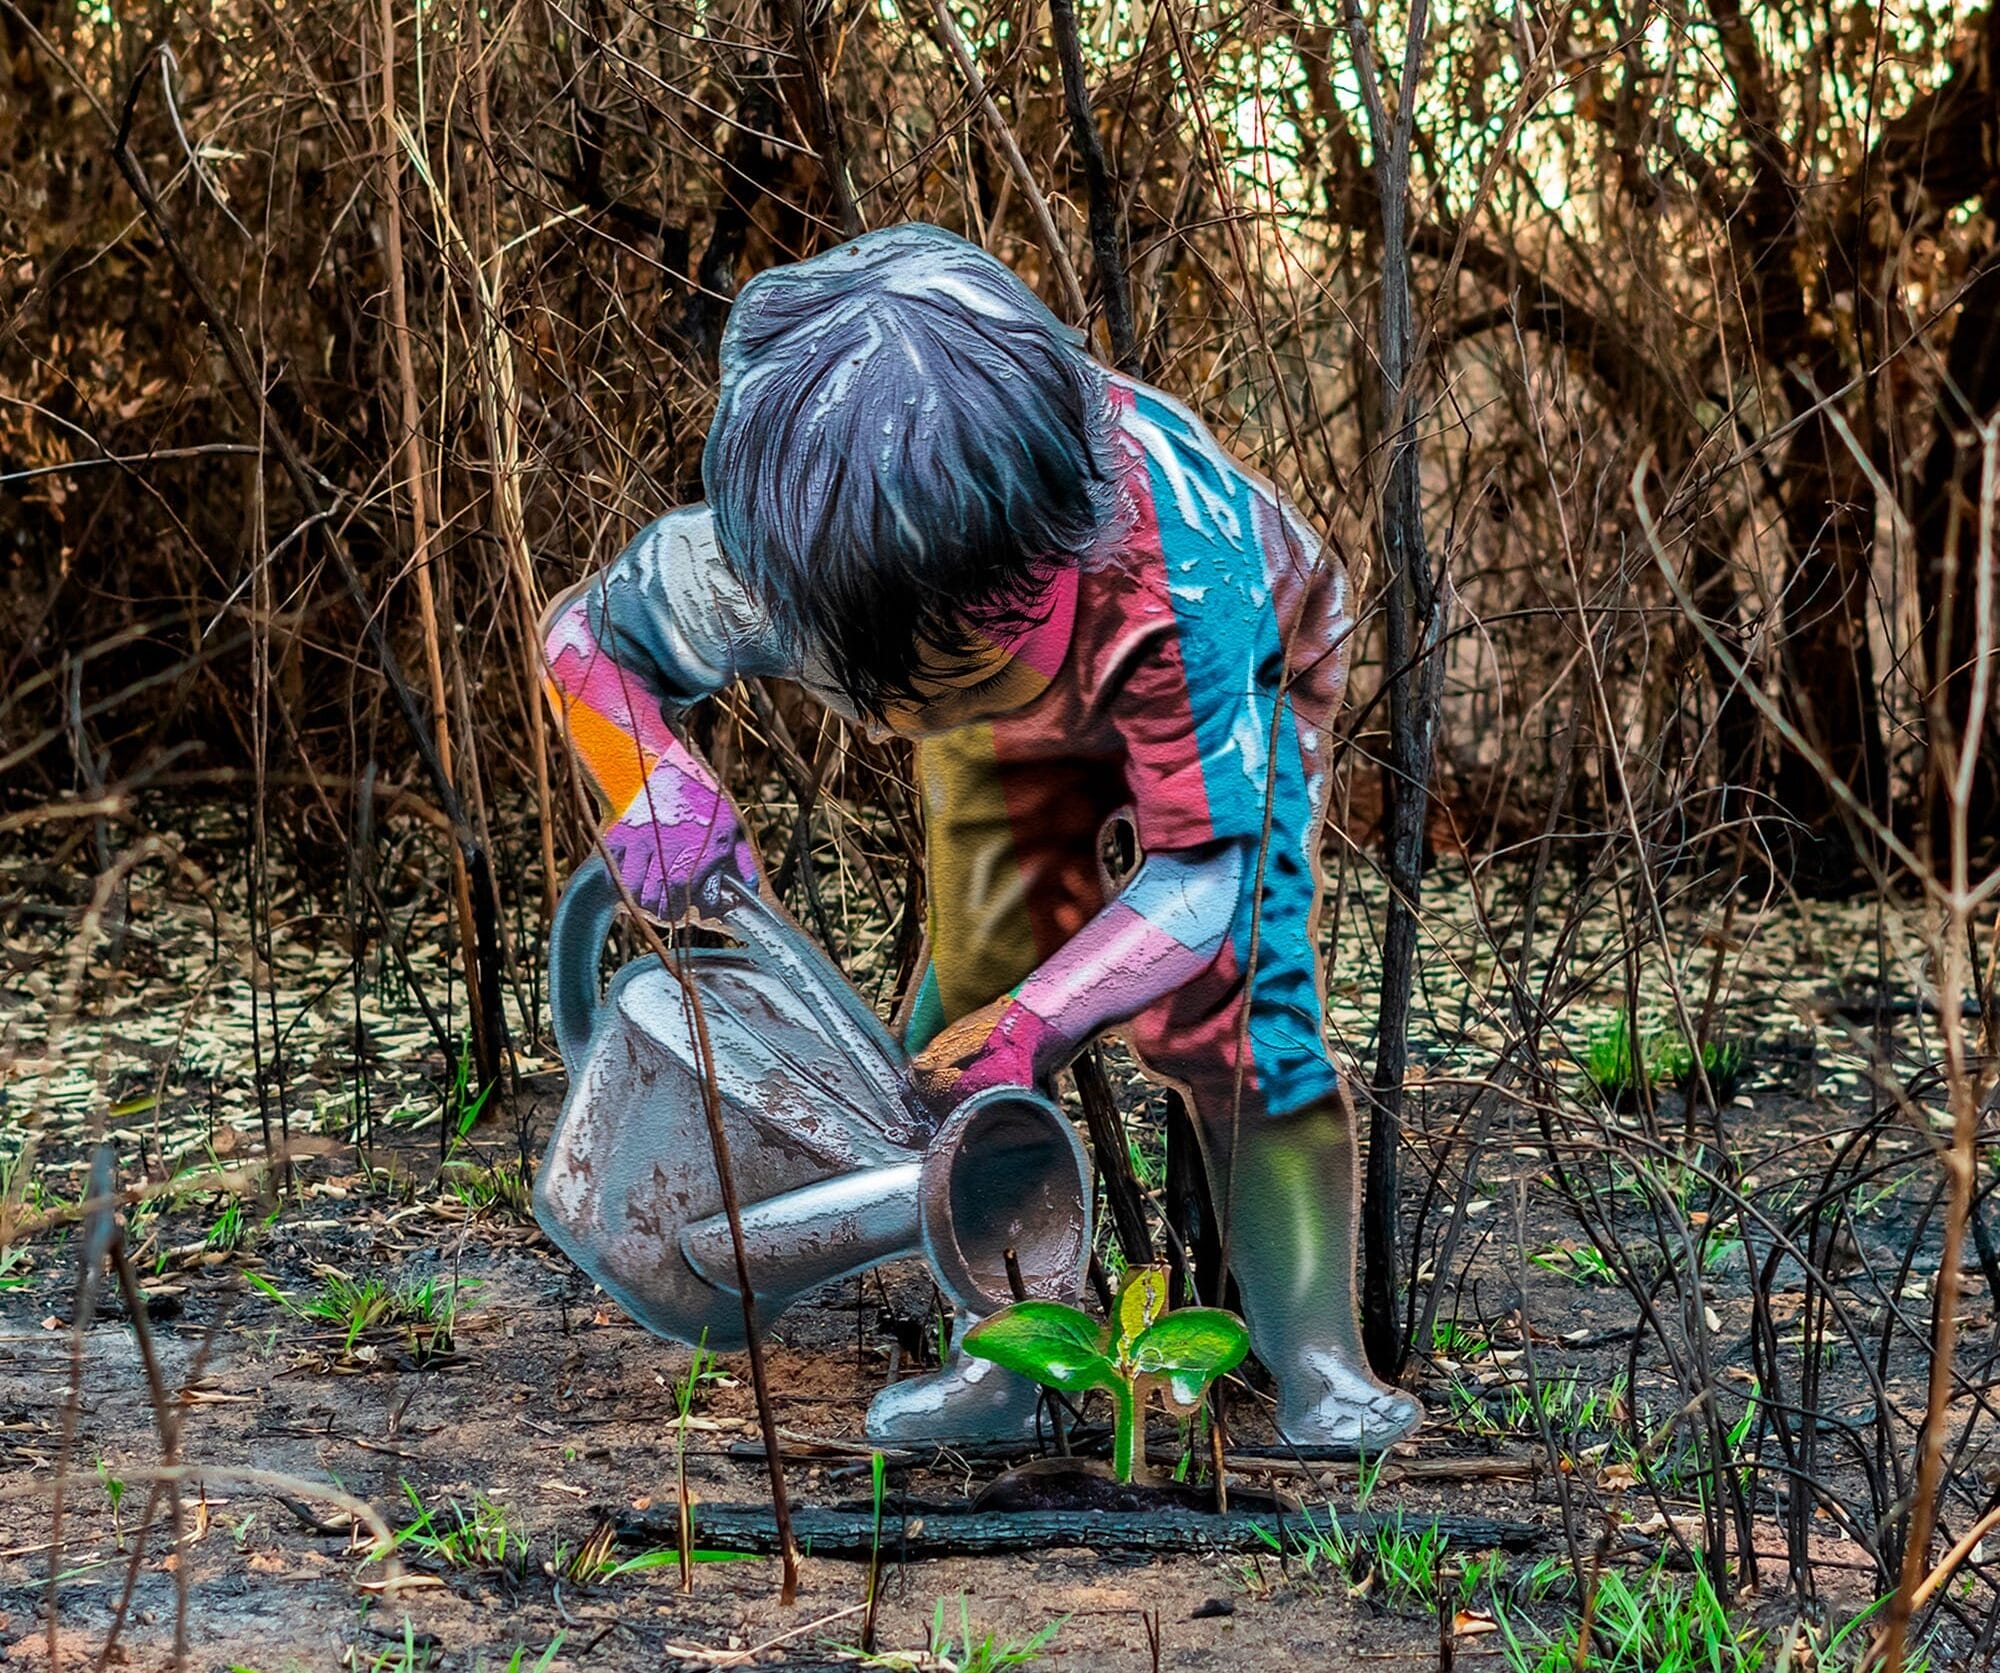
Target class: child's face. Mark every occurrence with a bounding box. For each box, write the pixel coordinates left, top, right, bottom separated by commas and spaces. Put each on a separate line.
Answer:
873, 646, 1051, 739
871, 565, 1081, 739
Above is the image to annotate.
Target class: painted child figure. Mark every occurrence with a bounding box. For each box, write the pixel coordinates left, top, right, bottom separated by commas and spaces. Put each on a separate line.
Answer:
541, 224, 1420, 1455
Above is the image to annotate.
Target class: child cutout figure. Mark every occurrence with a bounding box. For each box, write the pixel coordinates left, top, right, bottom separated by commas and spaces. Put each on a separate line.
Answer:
540, 223, 1420, 1456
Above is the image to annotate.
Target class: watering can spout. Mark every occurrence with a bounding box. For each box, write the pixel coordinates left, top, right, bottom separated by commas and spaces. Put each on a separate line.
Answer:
679, 1163, 923, 1302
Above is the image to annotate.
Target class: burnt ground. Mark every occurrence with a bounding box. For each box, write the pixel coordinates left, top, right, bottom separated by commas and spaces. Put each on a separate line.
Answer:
0, 1077, 1930, 1673
3, 812, 1989, 1671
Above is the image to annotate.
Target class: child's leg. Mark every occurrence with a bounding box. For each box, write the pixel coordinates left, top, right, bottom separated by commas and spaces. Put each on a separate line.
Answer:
1127, 978, 1421, 1455
868, 726, 1113, 1443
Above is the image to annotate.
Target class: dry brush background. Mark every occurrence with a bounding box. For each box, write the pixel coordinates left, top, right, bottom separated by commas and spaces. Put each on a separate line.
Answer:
2, 0, 1999, 1663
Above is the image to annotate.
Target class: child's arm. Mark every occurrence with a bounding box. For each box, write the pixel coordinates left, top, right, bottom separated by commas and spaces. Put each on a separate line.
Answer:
910, 838, 1246, 1103
542, 508, 793, 920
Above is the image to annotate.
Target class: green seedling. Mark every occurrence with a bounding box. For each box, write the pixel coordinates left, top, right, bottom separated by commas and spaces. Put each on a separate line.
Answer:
588, 1546, 755, 1579
1492, 1556, 1763, 1672
1367, 1514, 1449, 1611
359, 1615, 436, 1673
1428, 1318, 1486, 1359
1352, 1445, 1386, 1513
441, 1159, 531, 1220
862, 1448, 889, 1650
394, 1484, 523, 1573
1249, 1506, 1445, 1612
0, 1246, 28, 1291
1529, 1242, 1616, 1285
444, 1033, 494, 1150
307, 1273, 461, 1360
1582, 1014, 1665, 1103
965, 1267, 1248, 1483
481, 1635, 565, 1673
673, 1330, 720, 1588
205, 1198, 248, 1254
1658, 1035, 1748, 1103
97, 1458, 127, 1547
251, 1269, 467, 1362
858, 1594, 1064, 1672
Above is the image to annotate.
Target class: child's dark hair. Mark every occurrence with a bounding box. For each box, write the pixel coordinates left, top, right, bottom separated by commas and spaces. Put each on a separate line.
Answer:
702, 223, 1116, 719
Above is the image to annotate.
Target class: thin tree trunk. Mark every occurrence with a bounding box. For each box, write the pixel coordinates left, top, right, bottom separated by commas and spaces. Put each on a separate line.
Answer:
376, 0, 499, 1089
1914, 253, 2000, 860
1341, 0, 1446, 1380
1048, 0, 1135, 369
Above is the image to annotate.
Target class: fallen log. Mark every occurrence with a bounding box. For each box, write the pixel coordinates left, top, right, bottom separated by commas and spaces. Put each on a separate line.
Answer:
617, 1501, 1548, 1560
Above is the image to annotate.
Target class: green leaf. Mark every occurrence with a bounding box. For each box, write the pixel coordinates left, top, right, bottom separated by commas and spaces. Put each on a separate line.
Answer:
1112, 1266, 1170, 1360
964, 1303, 1114, 1394
1129, 1309, 1250, 1412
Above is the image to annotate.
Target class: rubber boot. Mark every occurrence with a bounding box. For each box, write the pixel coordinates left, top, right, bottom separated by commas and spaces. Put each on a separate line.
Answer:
865, 1315, 1046, 1445
1222, 1094, 1422, 1456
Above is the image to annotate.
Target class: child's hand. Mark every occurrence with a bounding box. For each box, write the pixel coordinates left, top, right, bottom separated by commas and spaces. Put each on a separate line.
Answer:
909, 995, 1063, 1117
600, 759, 759, 921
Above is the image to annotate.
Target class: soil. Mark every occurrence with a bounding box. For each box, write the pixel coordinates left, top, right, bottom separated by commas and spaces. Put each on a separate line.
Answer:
3, 816, 1983, 1670
0, 1077, 1908, 1673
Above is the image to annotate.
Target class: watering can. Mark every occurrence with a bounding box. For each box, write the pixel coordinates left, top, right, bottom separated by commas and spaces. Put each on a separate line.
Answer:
533, 857, 1094, 1350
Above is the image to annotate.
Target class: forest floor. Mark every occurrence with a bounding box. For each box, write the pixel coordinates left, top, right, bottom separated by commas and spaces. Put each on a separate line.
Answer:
0, 1100, 1900, 1673
1, 806, 1986, 1671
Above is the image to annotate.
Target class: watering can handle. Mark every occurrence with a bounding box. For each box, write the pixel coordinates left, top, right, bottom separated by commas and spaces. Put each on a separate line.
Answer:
547, 858, 875, 1082
549, 854, 624, 1079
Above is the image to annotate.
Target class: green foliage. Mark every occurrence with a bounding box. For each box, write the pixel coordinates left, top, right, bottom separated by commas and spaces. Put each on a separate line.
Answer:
1246, 1505, 1447, 1613
479, 1635, 565, 1673
445, 1032, 494, 1148
395, 1484, 525, 1572
97, 1457, 128, 1546
441, 1158, 531, 1220
204, 1197, 248, 1253
1493, 1559, 1762, 1672
1658, 1036, 1748, 1102
1582, 1015, 1667, 1102
250, 1268, 467, 1362
1529, 1241, 1616, 1285
357, 1617, 437, 1673
857, 1595, 1064, 1672
965, 1266, 1247, 1483
1428, 1318, 1487, 1358
1583, 1017, 1752, 1106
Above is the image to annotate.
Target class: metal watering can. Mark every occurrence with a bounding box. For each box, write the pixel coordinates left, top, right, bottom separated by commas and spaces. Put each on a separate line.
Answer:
534, 857, 1093, 1350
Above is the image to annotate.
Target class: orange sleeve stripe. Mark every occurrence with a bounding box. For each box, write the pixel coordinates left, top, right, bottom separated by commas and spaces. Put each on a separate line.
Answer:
550, 686, 658, 813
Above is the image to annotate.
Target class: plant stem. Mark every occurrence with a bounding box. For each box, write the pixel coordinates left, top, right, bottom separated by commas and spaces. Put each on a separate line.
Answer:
1112, 1378, 1140, 1484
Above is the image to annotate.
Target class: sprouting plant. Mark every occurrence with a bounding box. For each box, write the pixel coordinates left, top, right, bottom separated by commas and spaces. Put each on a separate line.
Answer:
478, 1635, 565, 1673
1457, 1550, 1506, 1609
98, 1458, 127, 1547
441, 1158, 531, 1220
1658, 1035, 1749, 1103
359, 1615, 437, 1673
1352, 1445, 1386, 1513
964, 1267, 1248, 1483
673, 1330, 720, 1588
252, 1269, 468, 1362
1530, 1242, 1616, 1285
862, 1448, 888, 1650
394, 1484, 524, 1573
1367, 1515, 1449, 1612
858, 1595, 1064, 1672
1581, 1014, 1666, 1102
0, 1246, 28, 1292
204, 1197, 247, 1254
1428, 1317, 1487, 1358
1125, 1126, 1165, 1192
1492, 1557, 1764, 1672
444, 1032, 493, 1151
